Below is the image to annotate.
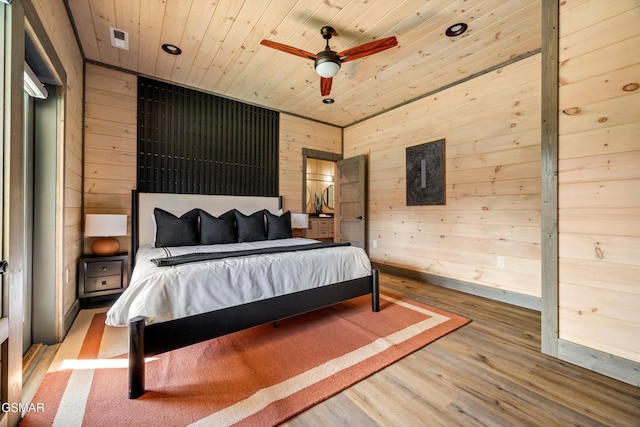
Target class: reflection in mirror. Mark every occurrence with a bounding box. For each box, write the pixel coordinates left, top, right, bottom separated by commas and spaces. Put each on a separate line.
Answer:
323, 185, 334, 209
305, 157, 336, 214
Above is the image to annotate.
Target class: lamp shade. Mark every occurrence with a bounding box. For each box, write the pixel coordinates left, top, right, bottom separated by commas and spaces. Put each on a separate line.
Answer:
85, 214, 127, 237
290, 213, 309, 229
85, 214, 127, 256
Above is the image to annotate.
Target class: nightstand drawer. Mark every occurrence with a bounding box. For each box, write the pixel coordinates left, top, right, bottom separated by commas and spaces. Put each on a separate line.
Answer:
86, 260, 122, 277
78, 253, 128, 302
84, 275, 123, 293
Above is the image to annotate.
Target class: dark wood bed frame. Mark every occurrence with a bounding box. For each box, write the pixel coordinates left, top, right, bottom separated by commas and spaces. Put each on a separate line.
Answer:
127, 190, 380, 399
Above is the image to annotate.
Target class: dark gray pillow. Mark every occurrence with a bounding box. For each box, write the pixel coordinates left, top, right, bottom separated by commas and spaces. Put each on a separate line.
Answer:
199, 209, 236, 244
234, 210, 267, 242
154, 208, 199, 247
266, 210, 292, 240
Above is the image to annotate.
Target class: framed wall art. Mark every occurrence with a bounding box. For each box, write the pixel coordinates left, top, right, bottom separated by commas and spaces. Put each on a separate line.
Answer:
406, 139, 445, 205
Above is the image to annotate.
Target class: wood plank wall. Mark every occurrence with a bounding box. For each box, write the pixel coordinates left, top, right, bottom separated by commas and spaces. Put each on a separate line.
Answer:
83, 63, 137, 263
557, 1, 640, 364
344, 54, 542, 299
31, 0, 85, 332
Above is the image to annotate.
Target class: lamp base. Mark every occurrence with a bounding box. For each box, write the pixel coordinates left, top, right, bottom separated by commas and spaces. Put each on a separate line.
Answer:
91, 237, 120, 256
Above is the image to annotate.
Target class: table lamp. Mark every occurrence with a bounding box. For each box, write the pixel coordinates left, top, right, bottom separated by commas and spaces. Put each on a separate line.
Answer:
85, 214, 127, 256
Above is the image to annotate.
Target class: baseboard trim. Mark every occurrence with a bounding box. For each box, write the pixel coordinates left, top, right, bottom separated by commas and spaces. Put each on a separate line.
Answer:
372, 262, 541, 311
558, 339, 640, 387
62, 300, 81, 340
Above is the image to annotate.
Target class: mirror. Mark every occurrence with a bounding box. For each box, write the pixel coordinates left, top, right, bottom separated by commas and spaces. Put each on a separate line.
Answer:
323, 185, 334, 209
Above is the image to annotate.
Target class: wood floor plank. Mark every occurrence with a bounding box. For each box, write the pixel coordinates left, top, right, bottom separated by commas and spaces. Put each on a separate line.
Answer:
285, 272, 640, 426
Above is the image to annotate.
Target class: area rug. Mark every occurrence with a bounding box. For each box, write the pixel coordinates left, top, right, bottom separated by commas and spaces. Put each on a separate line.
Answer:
20, 293, 469, 427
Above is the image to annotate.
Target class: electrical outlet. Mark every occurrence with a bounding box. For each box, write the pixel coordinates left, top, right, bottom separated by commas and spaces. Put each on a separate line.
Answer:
497, 256, 506, 268
372, 240, 378, 249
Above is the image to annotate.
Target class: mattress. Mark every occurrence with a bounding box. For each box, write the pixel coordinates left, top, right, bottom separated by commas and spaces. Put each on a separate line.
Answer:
105, 238, 372, 326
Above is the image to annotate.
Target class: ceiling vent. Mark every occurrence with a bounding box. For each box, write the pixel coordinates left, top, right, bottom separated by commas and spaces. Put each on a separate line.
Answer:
109, 27, 129, 51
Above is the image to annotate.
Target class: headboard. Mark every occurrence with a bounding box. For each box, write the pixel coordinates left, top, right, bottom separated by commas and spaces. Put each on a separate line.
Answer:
132, 191, 282, 251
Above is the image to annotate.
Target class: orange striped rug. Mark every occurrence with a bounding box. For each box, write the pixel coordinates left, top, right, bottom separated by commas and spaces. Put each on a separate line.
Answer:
21, 293, 469, 426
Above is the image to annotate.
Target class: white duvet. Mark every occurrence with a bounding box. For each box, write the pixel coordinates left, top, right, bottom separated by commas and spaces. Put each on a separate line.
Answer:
105, 238, 372, 326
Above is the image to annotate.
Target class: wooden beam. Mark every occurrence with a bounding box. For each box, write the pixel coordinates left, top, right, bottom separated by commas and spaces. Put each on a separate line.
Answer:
540, 0, 559, 356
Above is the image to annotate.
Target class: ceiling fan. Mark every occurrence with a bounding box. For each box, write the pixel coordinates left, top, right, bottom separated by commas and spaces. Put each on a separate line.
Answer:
260, 26, 397, 97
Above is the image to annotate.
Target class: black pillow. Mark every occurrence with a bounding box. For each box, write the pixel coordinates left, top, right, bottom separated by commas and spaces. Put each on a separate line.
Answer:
199, 209, 236, 244
266, 210, 292, 240
154, 208, 199, 247
234, 210, 267, 242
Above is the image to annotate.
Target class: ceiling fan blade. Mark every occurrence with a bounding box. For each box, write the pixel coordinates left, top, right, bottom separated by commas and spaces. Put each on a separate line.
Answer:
320, 77, 332, 96
260, 40, 318, 60
337, 36, 398, 63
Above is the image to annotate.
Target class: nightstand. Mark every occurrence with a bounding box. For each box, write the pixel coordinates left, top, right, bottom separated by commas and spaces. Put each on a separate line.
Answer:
78, 253, 128, 306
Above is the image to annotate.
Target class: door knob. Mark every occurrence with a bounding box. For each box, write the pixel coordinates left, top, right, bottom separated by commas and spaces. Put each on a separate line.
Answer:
0, 260, 8, 275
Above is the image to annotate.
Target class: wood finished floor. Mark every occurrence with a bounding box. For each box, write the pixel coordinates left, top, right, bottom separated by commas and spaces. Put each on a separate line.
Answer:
283, 273, 640, 427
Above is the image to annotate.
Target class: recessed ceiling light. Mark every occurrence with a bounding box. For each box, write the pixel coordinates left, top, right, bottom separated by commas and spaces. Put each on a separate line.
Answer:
445, 23, 468, 37
162, 43, 182, 55
322, 98, 335, 104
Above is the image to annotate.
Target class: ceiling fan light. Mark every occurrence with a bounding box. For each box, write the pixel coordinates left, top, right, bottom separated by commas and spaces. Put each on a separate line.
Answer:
314, 52, 341, 78
316, 61, 340, 78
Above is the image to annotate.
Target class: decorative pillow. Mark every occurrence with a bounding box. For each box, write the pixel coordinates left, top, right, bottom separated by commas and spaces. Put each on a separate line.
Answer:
234, 210, 267, 242
154, 208, 199, 247
199, 209, 236, 244
266, 210, 292, 240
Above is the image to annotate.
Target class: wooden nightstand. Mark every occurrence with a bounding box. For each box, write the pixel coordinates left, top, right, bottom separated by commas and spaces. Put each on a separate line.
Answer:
78, 253, 128, 306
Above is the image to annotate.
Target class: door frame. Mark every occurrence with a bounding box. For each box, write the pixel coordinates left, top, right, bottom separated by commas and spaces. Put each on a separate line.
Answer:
2, 2, 27, 426
22, 0, 67, 346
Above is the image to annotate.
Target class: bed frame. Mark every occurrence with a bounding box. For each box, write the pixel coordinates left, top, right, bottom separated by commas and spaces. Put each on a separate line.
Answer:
127, 190, 380, 399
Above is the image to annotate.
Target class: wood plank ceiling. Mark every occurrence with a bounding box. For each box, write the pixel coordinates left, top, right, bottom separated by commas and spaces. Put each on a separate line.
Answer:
66, 0, 541, 127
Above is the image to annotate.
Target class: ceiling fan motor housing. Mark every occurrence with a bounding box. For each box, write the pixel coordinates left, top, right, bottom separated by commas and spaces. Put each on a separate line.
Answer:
314, 50, 341, 78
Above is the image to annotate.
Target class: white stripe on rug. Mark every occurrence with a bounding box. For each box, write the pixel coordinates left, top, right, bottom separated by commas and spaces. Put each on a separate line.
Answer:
53, 369, 94, 426
188, 294, 450, 427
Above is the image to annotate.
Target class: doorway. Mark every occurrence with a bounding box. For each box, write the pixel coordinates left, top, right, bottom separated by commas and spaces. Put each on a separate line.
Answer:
302, 149, 341, 241
302, 149, 368, 249
23, 82, 57, 354
23, 22, 62, 355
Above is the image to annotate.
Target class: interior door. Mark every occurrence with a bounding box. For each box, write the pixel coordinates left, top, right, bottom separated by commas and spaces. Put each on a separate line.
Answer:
0, 5, 7, 422
334, 155, 366, 250
2, 3, 27, 425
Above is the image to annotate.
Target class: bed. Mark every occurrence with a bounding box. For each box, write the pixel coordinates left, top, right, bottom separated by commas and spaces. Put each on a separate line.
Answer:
114, 191, 379, 399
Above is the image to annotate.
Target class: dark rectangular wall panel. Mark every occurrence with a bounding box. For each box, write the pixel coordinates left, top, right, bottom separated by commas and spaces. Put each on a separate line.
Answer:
137, 77, 279, 196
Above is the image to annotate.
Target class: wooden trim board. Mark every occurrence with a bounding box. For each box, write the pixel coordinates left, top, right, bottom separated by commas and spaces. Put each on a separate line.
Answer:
372, 262, 541, 311
558, 339, 640, 387
540, 0, 559, 357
